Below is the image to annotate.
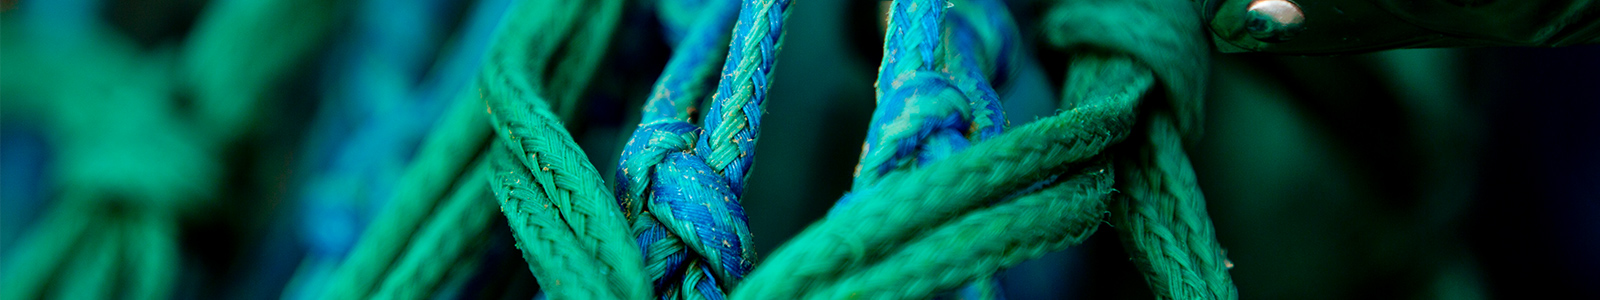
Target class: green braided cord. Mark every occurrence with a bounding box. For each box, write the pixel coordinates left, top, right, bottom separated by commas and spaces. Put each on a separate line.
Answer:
1043, 0, 1237, 298
1112, 112, 1238, 300
1041, 0, 1208, 140
733, 79, 1146, 298
476, 1, 646, 295
804, 160, 1115, 300
317, 90, 494, 299
484, 0, 625, 124
473, 0, 650, 298
370, 158, 498, 299
486, 135, 645, 299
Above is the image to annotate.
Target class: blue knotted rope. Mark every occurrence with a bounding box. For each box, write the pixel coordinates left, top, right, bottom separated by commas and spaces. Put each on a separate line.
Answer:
850, 0, 1020, 191
838, 0, 1025, 297
614, 0, 791, 298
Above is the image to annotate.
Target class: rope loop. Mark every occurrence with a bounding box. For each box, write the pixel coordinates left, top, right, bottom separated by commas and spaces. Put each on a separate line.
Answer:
616, 121, 757, 294
856, 72, 974, 187
613, 0, 791, 298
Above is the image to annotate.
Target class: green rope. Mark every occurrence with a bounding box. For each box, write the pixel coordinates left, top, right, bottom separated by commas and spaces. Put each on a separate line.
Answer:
478, 0, 645, 298
1112, 112, 1238, 300
804, 160, 1115, 300
733, 78, 1143, 298
1043, 0, 1236, 298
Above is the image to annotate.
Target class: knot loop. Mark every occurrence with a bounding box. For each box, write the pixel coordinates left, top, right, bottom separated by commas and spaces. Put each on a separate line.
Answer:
857, 73, 976, 188
616, 121, 757, 295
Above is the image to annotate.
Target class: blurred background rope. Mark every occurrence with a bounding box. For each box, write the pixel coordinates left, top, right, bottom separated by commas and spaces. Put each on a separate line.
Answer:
0, 0, 339, 298
280, 0, 507, 298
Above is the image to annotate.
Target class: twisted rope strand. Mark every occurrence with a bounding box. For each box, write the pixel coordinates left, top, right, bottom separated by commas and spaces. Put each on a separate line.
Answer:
485, 89, 647, 299
487, 142, 622, 299
475, 0, 648, 298
808, 161, 1114, 300
1112, 112, 1238, 300
732, 79, 1146, 298
1041, 0, 1237, 297
616, 0, 792, 297
696, 0, 794, 191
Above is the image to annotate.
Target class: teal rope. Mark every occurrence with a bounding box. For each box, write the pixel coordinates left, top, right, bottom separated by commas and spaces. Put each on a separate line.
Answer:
806, 160, 1114, 300
479, 0, 645, 299
1112, 112, 1237, 300
1043, 0, 1236, 298
733, 80, 1143, 298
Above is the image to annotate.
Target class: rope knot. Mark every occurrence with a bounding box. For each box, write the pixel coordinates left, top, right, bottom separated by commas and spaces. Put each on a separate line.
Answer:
615, 121, 756, 295
858, 72, 976, 186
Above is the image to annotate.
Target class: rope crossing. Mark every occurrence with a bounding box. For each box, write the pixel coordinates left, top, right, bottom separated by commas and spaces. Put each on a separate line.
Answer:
838, 0, 1025, 297
616, 0, 792, 298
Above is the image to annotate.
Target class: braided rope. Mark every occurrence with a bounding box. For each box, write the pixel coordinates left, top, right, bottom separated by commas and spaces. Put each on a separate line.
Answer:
808, 160, 1114, 300
477, 1, 646, 298
835, 0, 1023, 297
1043, 0, 1237, 298
615, 0, 792, 297
1113, 112, 1238, 299
733, 75, 1144, 297
695, 0, 794, 192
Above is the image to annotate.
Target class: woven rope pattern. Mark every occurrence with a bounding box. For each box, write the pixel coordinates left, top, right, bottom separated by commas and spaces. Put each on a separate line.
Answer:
615, 0, 792, 298
476, 0, 649, 299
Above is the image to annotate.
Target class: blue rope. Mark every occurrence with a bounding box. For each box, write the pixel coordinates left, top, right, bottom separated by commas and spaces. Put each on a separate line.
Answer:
850, 0, 1018, 194
839, 0, 1024, 297
615, 0, 791, 298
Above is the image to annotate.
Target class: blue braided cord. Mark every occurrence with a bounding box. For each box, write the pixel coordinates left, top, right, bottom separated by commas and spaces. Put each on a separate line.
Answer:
615, 0, 791, 297
944, 15, 1005, 140
855, 0, 964, 190
696, 0, 793, 194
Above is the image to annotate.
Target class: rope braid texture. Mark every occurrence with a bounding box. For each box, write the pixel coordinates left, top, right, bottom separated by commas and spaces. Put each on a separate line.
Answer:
614, 0, 769, 298
838, 0, 1025, 298
1043, 0, 1235, 298
0, 0, 336, 298
733, 0, 1235, 299
477, 0, 650, 299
